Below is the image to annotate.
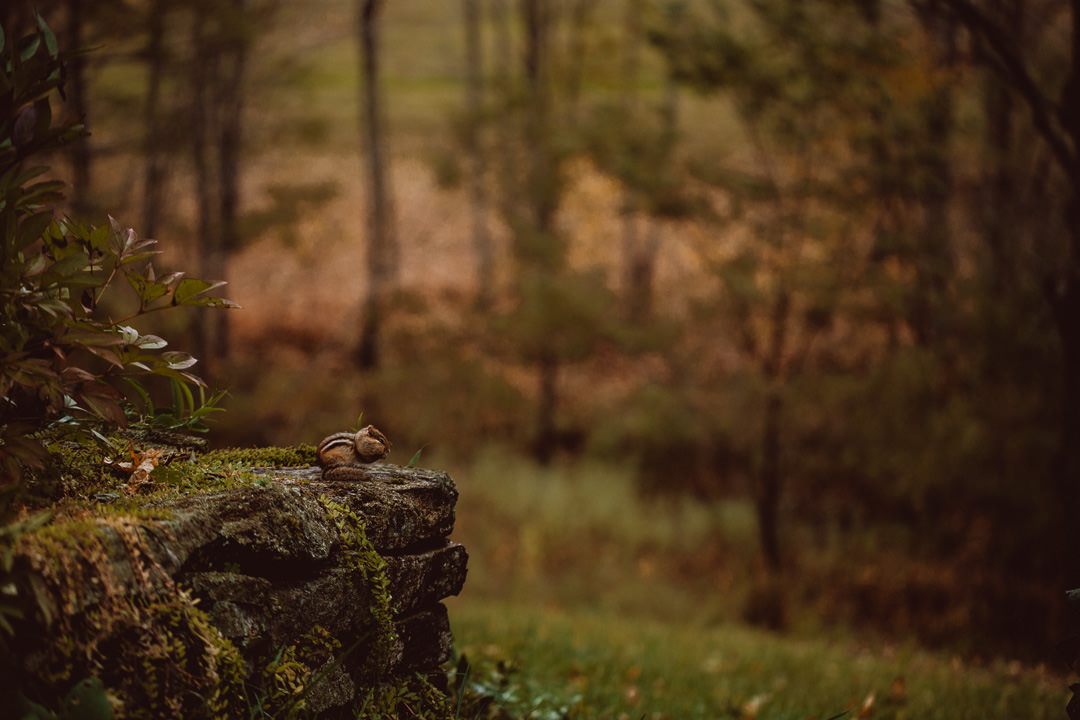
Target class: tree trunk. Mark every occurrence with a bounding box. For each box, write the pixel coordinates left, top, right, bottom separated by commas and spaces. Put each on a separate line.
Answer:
65, 0, 91, 213
190, 10, 221, 378
757, 389, 784, 573
491, 0, 514, 220
534, 350, 559, 466
939, 0, 1080, 582
622, 1, 679, 323
1058, 2, 1080, 575
214, 0, 248, 365
756, 289, 790, 574
356, 0, 396, 369
463, 0, 494, 310
620, 0, 643, 320
563, 0, 592, 122
911, 8, 956, 348
141, 0, 168, 239
977, 0, 1020, 295
522, 0, 556, 243
521, 0, 562, 465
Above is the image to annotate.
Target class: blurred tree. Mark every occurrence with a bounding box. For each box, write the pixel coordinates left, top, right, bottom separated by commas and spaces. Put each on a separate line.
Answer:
579, 2, 689, 323
619, 0, 645, 321
560, 0, 595, 123
62, 0, 90, 212
645, 0, 1073, 618
468, 0, 626, 464
187, 0, 255, 379
140, 0, 169, 239
931, 0, 1080, 577
462, 0, 494, 309
908, 4, 958, 349
520, 0, 562, 465
491, 0, 514, 221
623, 0, 682, 323
648, 0, 982, 573
356, 0, 398, 369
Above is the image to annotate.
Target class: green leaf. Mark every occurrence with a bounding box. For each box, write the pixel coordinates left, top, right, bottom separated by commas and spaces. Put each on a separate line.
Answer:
108, 218, 158, 262
82, 345, 123, 368
77, 383, 126, 426
35, 13, 58, 59
10, 164, 50, 187
134, 334, 167, 350
60, 271, 111, 290
172, 377, 195, 415
62, 325, 126, 347
126, 272, 170, 306
17, 212, 52, 250
19, 34, 41, 62
407, 445, 427, 468
172, 277, 226, 304
23, 252, 48, 276
183, 295, 241, 309
44, 251, 89, 278
20, 179, 67, 206
62, 677, 113, 720
162, 351, 198, 371
13, 695, 53, 720
117, 325, 139, 344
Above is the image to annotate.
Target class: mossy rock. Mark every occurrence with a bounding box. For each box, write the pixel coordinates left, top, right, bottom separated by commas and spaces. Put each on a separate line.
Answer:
1, 447, 466, 719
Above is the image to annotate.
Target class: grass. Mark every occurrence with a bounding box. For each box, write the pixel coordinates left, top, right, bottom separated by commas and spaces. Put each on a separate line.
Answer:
441, 446, 761, 624
436, 447, 1073, 718
448, 598, 1066, 720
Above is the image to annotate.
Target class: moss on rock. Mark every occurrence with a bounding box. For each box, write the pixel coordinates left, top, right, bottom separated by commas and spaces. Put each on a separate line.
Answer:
2, 440, 462, 718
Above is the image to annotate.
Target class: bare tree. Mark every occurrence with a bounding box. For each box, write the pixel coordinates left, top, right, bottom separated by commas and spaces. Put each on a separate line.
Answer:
935, 0, 1080, 567
909, 3, 958, 347
189, 7, 220, 376
463, 0, 494, 309
619, 0, 679, 323
187, 0, 251, 378
141, 0, 169, 239
356, 0, 397, 370
522, 0, 560, 466
64, 0, 90, 212
214, 0, 248, 366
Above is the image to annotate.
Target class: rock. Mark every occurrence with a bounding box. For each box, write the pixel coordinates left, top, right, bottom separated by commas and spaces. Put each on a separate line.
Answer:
6, 462, 468, 717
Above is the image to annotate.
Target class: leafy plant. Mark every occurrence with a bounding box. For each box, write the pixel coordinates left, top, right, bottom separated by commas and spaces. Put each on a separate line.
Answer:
0, 16, 237, 509
16, 676, 113, 720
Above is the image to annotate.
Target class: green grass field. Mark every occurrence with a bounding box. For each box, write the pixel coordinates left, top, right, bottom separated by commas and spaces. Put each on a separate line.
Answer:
448, 598, 1066, 720
436, 449, 1070, 719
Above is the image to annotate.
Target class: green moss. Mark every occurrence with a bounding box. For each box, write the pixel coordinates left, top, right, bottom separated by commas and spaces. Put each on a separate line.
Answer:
256, 626, 343, 717
4, 513, 247, 718
94, 596, 247, 719
199, 444, 318, 469
3, 441, 450, 717
18, 442, 317, 516
354, 675, 454, 720
318, 499, 395, 682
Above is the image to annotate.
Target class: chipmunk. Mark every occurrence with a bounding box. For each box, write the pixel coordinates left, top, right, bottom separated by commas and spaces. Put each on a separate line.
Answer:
316, 425, 391, 481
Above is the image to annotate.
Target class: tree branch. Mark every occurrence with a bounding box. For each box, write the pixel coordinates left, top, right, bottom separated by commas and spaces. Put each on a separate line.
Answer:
937, 0, 1077, 182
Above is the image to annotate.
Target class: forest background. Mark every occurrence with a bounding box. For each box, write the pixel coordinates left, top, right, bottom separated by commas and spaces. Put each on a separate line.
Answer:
4, 0, 1079, 666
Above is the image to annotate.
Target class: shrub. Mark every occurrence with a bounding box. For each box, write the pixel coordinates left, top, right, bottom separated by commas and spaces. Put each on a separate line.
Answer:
0, 16, 236, 513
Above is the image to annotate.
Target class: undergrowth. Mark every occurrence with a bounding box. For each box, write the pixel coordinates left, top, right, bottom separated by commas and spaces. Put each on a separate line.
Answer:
448, 599, 1066, 720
